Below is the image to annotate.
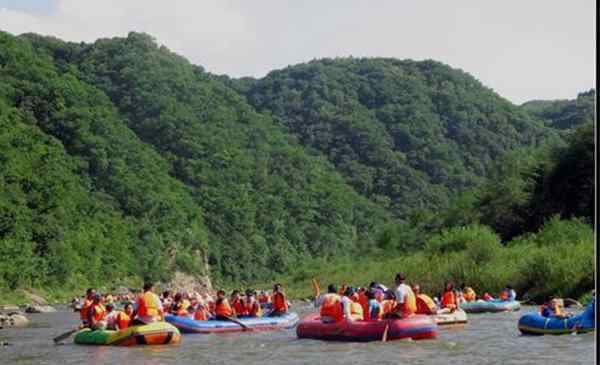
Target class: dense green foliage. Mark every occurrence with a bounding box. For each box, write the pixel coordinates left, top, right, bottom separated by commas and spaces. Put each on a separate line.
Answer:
1, 31, 391, 289
267, 217, 594, 303
521, 89, 595, 130
0, 30, 594, 299
241, 58, 554, 218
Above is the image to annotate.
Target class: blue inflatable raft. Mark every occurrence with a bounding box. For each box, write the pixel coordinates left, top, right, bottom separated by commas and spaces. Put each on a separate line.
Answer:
165, 312, 299, 334
459, 299, 521, 313
518, 299, 595, 335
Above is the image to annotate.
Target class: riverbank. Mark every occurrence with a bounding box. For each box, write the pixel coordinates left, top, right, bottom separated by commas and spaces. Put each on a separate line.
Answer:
247, 218, 595, 305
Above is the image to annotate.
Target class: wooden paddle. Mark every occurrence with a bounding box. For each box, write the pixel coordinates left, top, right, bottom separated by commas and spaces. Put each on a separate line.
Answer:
224, 316, 252, 331
53, 327, 80, 344
381, 323, 389, 342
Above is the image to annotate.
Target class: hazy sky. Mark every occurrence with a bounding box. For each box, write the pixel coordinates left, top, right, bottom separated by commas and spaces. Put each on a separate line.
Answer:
0, 0, 595, 104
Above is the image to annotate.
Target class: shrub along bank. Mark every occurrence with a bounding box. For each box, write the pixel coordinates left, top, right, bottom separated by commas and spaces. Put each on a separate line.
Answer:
251, 217, 594, 304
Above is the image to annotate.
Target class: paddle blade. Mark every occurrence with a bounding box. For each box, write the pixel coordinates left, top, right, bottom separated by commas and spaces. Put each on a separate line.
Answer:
53, 328, 78, 344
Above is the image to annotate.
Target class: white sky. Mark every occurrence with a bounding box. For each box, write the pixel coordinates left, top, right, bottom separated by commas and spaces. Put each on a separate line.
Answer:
0, 0, 595, 104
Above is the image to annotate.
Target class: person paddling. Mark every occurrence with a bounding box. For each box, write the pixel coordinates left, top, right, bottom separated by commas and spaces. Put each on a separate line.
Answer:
79, 288, 96, 328
133, 283, 164, 325
87, 294, 107, 330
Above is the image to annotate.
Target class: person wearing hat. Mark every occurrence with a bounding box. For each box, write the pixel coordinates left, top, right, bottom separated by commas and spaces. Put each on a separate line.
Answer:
388, 273, 417, 318
87, 294, 107, 330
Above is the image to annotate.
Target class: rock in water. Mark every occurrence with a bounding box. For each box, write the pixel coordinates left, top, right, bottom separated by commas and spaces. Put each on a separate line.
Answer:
25, 305, 56, 313
0, 313, 29, 328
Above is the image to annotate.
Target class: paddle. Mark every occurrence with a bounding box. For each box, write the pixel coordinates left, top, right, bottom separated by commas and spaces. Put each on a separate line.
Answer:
224, 316, 252, 331
53, 327, 80, 344
381, 323, 389, 342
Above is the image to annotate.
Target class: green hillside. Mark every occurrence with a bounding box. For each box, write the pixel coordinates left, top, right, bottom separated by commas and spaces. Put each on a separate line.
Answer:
521, 89, 595, 130
241, 58, 556, 218
0, 30, 593, 299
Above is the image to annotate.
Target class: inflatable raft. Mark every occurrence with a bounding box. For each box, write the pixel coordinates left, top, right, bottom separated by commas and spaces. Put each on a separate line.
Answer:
165, 312, 299, 333
459, 299, 520, 313
432, 309, 468, 325
296, 314, 437, 342
74, 322, 181, 346
518, 299, 595, 335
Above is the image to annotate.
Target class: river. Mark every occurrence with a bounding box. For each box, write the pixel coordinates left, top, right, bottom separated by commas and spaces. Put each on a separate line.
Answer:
1, 304, 594, 365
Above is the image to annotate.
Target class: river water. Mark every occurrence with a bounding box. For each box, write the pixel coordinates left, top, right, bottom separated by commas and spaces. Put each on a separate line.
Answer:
1, 304, 595, 365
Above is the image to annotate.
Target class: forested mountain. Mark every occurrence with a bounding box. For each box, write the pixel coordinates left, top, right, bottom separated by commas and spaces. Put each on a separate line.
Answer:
0, 30, 593, 295
240, 58, 555, 218
521, 89, 595, 130
1, 31, 390, 288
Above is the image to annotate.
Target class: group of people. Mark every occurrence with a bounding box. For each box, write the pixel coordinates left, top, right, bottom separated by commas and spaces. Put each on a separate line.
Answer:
77, 283, 290, 331
160, 283, 289, 320
314, 273, 519, 323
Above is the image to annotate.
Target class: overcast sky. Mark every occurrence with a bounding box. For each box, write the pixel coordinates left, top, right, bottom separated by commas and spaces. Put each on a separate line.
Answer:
0, 0, 595, 104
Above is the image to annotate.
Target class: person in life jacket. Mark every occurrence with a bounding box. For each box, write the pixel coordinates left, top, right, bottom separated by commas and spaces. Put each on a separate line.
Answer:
439, 281, 457, 314
412, 284, 437, 315
317, 284, 344, 323
381, 290, 397, 316
357, 287, 370, 321
482, 292, 494, 301
87, 294, 107, 330
79, 288, 96, 328
230, 290, 246, 317
171, 292, 191, 317
133, 283, 164, 325
214, 289, 235, 320
243, 290, 262, 317
540, 297, 572, 318
344, 287, 364, 321
386, 273, 417, 318
367, 289, 383, 321
463, 287, 477, 302
258, 291, 271, 306
268, 284, 289, 317
194, 299, 211, 321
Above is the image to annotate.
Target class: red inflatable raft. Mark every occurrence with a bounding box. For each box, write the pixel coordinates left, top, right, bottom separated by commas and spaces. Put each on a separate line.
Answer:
296, 314, 438, 342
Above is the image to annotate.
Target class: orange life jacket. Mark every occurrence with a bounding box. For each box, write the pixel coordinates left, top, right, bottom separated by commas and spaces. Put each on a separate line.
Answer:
258, 294, 271, 304
91, 303, 106, 322
80, 298, 93, 321
215, 298, 234, 317
245, 300, 262, 317
117, 311, 131, 329
358, 292, 369, 320
320, 294, 343, 322
415, 294, 437, 315
194, 307, 209, 320
272, 292, 288, 313
137, 292, 161, 318
232, 298, 246, 316
441, 291, 457, 309
499, 290, 509, 301
382, 300, 396, 315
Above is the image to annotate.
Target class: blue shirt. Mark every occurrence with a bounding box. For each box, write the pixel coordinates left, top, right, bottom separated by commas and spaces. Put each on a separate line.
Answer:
368, 299, 381, 320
